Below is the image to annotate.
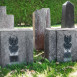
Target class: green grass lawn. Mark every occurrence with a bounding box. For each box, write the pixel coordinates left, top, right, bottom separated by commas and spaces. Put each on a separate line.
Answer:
0, 50, 77, 77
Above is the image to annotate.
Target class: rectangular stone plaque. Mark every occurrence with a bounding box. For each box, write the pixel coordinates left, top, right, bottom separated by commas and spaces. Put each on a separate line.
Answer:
10, 56, 18, 62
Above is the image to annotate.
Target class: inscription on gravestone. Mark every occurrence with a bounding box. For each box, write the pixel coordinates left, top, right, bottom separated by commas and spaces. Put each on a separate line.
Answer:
63, 35, 72, 62
9, 35, 19, 62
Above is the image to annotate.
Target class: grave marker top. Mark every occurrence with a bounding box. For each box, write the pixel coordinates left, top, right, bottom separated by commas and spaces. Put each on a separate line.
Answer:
61, 1, 74, 28
0, 6, 14, 29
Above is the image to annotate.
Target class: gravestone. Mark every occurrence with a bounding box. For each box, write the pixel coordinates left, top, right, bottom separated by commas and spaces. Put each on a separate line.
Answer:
61, 1, 74, 28
44, 28, 56, 61
57, 29, 77, 62
0, 29, 33, 67
44, 28, 77, 62
0, 6, 14, 29
33, 8, 51, 50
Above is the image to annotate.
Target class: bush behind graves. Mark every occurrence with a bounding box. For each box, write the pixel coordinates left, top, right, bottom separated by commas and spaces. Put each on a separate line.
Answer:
0, 0, 77, 26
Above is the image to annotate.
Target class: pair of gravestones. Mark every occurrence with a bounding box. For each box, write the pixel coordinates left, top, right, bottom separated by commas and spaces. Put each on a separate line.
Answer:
0, 6, 33, 67
33, 1, 75, 62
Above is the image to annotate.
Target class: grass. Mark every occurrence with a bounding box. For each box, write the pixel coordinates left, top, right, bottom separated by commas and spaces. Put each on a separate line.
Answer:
15, 24, 61, 28
51, 24, 61, 27
0, 50, 77, 77
15, 23, 77, 28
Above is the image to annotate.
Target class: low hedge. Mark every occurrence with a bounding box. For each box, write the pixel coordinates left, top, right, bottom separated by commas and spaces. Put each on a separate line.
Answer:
0, 0, 77, 26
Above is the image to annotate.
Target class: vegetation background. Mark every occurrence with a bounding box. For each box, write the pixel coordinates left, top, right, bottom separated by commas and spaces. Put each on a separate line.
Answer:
0, 0, 77, 27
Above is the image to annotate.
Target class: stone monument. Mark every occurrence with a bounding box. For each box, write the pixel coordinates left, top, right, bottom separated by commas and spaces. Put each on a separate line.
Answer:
0, 6, 14, 29
61, 1, 74, 28
0, 6, 33, 67
44, 28, 77, 62
33, 8, 51, 50
0, 29, 33, 67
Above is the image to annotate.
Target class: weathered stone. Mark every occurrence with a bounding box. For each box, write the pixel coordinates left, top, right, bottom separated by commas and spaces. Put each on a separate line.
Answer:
0, 6, 14, 29
0, 15, 14, 29
61, 1, 74, 28
33, 8, 51, 50
44, 28, 56, 61
57, 28, 77, 62
0, 29, 33, 67
0, 6, 6, 16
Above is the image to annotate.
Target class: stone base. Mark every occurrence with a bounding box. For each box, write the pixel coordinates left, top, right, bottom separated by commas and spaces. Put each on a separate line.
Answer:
44, 28, 56, 61
0, 28, 33, 67
44, 28, 77, 62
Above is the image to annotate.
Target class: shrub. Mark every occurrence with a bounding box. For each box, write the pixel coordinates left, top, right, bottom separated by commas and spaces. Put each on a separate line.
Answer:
0, 0, 76, 26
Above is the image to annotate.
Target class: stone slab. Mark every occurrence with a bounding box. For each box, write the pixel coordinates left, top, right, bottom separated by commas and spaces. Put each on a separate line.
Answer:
0, 6, 6, 16
33, 8, 51, 50
57, 28, 77, 62
0, 15, 14, 29
44, 28, 56, 61
0, 29, 33, 67
61, 1, 74, 28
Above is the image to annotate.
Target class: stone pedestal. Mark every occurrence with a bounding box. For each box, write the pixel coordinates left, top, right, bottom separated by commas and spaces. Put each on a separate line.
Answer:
0, 29, 33, 67
33, 8, 51, 50
44, 28, 56, 61
61, 1, 74, 28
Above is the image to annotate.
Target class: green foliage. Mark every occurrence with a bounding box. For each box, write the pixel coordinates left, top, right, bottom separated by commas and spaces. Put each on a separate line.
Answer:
0, 0, 76, 27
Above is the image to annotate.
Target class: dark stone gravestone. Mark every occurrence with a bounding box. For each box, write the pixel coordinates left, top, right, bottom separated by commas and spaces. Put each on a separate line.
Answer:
0, 6, 33, 67
61, 1, 74, 28
44, 28, 57, 61
44, 28, 77, 62
33, 8, 51, 50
